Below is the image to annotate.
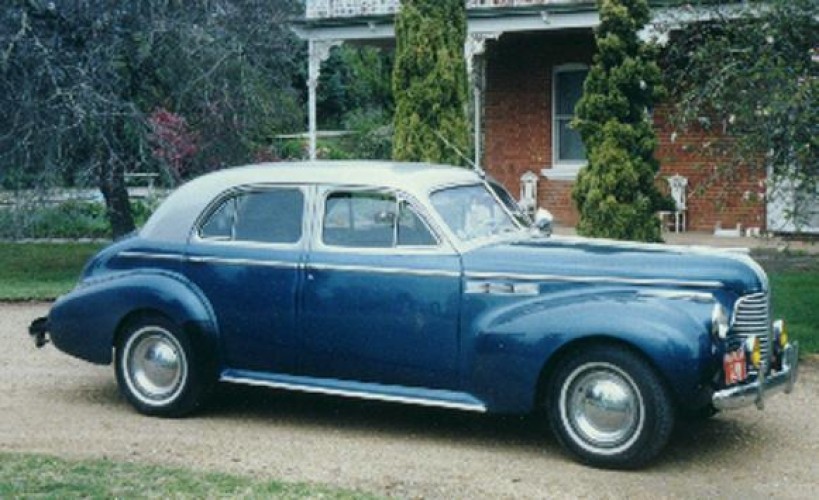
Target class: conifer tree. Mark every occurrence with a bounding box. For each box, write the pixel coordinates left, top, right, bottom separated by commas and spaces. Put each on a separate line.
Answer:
572, 0, 669, 242
392, 0, 470, 166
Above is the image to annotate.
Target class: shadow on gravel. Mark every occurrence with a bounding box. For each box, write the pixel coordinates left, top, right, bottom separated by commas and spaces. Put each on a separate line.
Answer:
655, 414, 773, 470
50, 377, 121, 408
207, 383, 768, 468
206, 383, 553, 456
54, 375, 777, 469
209, 383, 797, 471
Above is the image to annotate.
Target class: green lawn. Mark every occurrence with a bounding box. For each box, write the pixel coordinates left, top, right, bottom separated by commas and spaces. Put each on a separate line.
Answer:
771, 272, 819, 355
0, 453, 373, 499
0, 242, 103, 300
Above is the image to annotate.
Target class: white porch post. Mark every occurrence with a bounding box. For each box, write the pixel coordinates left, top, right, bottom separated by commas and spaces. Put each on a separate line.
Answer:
473, 83, 482, 169
307, 39, 341, 160
465, 33, 501, 169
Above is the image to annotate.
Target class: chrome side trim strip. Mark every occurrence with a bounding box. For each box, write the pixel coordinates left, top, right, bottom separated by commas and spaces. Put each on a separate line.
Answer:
220, 374, 487, 413
308, 262, 460, 278
191, 237, 305, 252
118, 251, 186, 262
637, 290, 716, 302
187, 255, 298, 269
120, 251, 456, 276
465, 271, 724, 289
119, 251, 299, 269
465, 280, 540, 296
550, 234, 749, 257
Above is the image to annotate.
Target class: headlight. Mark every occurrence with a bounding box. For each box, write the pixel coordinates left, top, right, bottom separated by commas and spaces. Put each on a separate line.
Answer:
711, 303, 730, 340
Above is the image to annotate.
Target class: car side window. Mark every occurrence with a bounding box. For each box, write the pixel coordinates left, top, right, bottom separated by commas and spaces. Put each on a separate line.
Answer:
200, 198, 236, 240
322, 191, 436, 248
200, 188, 304, 244
397, 200, 437, 246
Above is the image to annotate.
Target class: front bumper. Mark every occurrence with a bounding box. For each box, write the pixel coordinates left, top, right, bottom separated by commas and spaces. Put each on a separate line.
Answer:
712, 341, 799, 411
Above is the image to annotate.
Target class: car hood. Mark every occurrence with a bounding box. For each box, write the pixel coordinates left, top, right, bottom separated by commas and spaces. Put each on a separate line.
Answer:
461, 234, 766, 294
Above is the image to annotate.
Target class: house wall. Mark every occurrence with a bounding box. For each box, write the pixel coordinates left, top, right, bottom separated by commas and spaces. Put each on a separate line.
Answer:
483, 32, 765, 232
484, 32, 593, 225
652, 105, 766, 232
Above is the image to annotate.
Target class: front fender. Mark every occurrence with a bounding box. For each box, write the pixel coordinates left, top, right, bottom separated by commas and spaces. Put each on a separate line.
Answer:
466, 288, 717, 413
49, 270, 218, 365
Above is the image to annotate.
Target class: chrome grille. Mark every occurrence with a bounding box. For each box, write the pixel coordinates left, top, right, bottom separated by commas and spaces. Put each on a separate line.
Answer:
732, 292, 771, 359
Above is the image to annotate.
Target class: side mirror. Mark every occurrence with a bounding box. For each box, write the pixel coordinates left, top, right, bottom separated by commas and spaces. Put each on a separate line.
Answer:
534, 208, 553, 236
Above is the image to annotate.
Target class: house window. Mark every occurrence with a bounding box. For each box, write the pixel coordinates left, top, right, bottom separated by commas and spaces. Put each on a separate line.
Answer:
553, 64, 589, 165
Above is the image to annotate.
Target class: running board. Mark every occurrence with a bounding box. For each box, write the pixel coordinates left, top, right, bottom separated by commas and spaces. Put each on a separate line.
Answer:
220, 369, 487, 413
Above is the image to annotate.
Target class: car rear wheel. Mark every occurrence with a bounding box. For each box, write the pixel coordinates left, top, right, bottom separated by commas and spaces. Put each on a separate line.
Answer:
546, 344, 675, 469
115, 315, 208, 417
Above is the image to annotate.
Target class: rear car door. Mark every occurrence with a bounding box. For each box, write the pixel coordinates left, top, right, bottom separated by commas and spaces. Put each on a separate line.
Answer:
184, 185, 306, 373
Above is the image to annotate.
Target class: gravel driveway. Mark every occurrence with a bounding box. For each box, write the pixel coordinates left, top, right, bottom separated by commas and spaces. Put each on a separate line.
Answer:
2, 302, 817, 499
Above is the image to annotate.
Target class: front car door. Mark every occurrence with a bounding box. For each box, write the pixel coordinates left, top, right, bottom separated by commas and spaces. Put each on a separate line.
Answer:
301, 186, 463, 390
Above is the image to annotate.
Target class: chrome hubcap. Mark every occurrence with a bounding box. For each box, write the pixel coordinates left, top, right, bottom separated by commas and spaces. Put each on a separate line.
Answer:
123, 327, 187, 406
560, 363, 644, 454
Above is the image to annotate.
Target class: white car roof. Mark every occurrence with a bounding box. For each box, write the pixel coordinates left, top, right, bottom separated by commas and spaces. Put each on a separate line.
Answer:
140, 161, 481, 242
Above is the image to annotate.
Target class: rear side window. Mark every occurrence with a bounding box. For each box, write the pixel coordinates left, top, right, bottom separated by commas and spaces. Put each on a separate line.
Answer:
200, 198, 236, 239
199, 188, 304, 244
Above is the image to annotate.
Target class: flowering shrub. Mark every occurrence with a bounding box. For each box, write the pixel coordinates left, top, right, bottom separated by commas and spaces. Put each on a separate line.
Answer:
148, 108, 199, 182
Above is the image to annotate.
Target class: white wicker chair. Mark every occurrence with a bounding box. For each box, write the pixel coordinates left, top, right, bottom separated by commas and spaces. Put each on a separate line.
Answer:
660, 174, 688, 232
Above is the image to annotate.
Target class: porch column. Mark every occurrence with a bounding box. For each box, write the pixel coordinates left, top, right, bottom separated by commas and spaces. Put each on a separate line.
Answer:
465, 33, 501, 170
308, 39, 342, 160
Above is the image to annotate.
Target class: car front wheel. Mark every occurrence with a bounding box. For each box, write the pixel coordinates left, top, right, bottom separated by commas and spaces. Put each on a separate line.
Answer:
547, 344, 675, 469
115, 315, 207, 417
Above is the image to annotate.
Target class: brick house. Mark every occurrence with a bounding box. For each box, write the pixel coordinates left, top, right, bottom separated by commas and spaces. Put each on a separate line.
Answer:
294, 0, 816, 234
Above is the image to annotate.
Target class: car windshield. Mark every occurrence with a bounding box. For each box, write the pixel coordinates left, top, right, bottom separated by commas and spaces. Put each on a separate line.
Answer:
487, 180, 533, 228
430, 183, 522, 242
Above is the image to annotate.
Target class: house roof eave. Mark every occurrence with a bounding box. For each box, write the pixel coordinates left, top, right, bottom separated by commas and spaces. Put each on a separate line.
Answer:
291, 17, 396, 43
291, 1, 756, 42
292, 3, 600, 42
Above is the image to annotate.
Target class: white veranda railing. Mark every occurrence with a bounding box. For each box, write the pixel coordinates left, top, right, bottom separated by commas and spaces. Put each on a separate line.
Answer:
306, 0, 570, 20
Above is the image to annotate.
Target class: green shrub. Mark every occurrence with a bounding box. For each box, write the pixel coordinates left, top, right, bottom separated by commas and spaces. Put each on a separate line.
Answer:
0, 198, 155, 240
27, 200, 110, 239
130, 199, 158, 228
572, 0, 670, 242
344, 109, 394, 160
276, 138, 308, 160
392, 0, 470, 166
0, 209, 15, 239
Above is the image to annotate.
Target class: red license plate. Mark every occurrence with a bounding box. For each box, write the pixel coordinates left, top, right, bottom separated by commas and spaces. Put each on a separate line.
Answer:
724, 349, 747, 386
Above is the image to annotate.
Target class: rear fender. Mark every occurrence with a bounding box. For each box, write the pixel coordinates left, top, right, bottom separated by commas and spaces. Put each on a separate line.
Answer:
49, 270, 218, 365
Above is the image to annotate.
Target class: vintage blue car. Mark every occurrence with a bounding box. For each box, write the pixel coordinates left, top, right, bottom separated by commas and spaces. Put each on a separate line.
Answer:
29, 161, 799, 468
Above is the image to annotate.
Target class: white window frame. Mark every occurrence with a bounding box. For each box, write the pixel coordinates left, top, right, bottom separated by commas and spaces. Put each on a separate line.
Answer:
544, 63, 589, 181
